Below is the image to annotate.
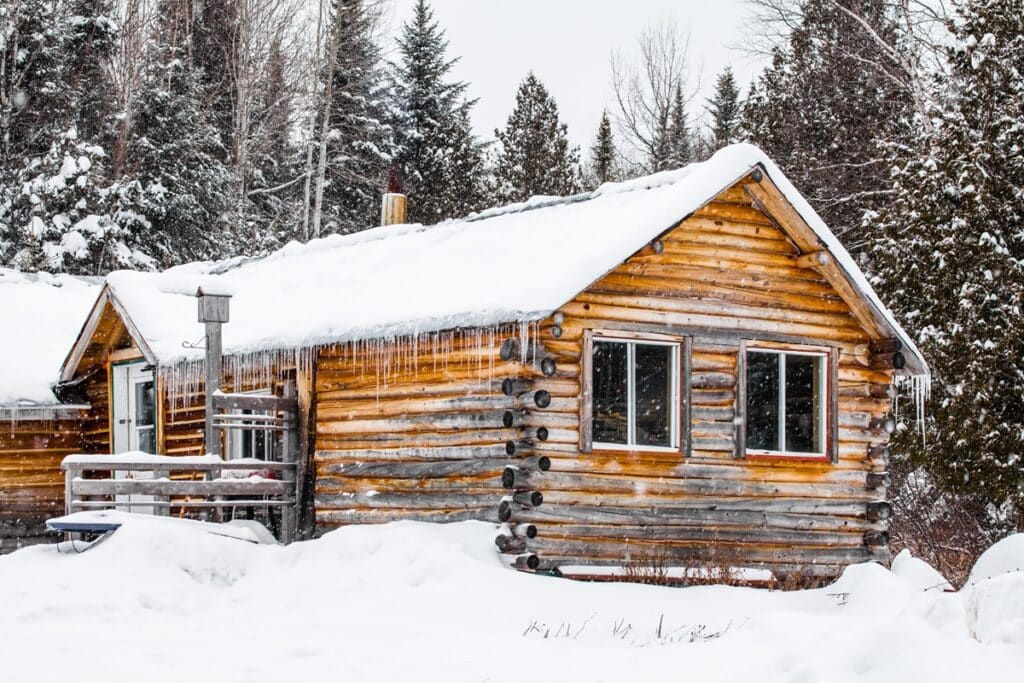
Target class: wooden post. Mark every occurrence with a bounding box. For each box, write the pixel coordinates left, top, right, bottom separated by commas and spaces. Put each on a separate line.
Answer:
281, 379, 298, 544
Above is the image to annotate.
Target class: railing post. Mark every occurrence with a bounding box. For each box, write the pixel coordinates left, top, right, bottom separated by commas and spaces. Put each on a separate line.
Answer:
280, 379, 298, 544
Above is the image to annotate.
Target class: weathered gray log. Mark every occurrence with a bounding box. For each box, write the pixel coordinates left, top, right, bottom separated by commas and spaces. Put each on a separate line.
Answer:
505, 499, 884, 523
71, 479, 291, 497
505, 439, 536, 456
865, 472, 890, 489
532, 390, 552, 409
513, 491, 543, 507
503, 410, 526, 428
495, 534, 527, 553
866, 501, 892, 521
500, 338, 520, 361
512, 553, 540, 570
867, 445, 890, 462
864, 530, 890, 547
498, 499, 513, 522
320, 459, 503, 479
502, 378, 534, 396
870, 351, 905, 371
520, 456, 552, 472
513, 523, 538, 539
502, 466, 530, 490
868, 384, 896, 400
868, 416, 896, 434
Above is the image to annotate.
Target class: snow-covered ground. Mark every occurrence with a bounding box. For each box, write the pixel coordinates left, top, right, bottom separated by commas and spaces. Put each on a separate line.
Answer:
0, 517, 1021, 682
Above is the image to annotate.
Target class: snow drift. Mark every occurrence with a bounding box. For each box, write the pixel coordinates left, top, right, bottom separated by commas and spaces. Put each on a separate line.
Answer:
0, 516, 1020, 682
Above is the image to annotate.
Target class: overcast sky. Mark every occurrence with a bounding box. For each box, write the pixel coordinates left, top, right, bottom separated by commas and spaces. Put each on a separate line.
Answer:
383, 0, 770, 150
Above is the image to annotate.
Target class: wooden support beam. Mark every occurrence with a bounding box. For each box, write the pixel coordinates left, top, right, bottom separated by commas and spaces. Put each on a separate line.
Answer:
796, 251, 830, 269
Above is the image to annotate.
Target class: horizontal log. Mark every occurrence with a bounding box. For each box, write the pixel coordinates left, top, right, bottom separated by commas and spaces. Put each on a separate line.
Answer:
870, 351, 905, 371
867, 445, 890, 462
513, 523, 538, 539
319, 459, 503, 479
536, 523, 866, 547
501, 378, 534, 396
869, 339, 903, 354
316, 508, 493, 525
502, 466, 531, 490
498, 499, 513, 522
505, 439, 536, 457
868, 416, 896, 434
510, 553, 540, 571
519, 456, 552, 472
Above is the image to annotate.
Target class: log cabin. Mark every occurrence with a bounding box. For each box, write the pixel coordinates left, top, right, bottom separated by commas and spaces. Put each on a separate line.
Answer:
0, 269, 98, 552
31, 144, 929, 580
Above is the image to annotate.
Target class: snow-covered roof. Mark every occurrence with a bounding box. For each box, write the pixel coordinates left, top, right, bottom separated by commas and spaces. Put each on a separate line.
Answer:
61, 143, 927, 378
0, 268, 101, 407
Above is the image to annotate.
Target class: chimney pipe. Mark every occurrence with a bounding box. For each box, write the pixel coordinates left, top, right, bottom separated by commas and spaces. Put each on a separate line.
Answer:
381, 192, 407, 226
381, 166, 407, 226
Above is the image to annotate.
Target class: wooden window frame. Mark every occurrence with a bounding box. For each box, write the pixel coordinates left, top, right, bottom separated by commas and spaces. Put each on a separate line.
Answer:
580, 330, 691, 455
737, 340, 838, 463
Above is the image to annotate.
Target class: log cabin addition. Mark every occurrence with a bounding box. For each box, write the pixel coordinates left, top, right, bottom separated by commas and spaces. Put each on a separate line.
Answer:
0, 270, 99, 552
41, 144, 926, 582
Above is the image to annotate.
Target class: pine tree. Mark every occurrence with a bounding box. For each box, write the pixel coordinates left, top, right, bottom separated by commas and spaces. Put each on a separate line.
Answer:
588, 111, 618, 187
707, 67, 740, 150
193, 0, 239, 162
391, 0, 486, 222
307, 0, 394, 236
493, 72, 580, 203
872, 0, 1024, 529
112, 0, 235, 267
741, 0, 912, 252
664, 84, 692, 168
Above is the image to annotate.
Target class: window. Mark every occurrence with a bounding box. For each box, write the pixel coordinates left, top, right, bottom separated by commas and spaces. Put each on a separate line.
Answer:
745, 348, 827, 457
226, 391, 275, 461
592, 338, 679, 449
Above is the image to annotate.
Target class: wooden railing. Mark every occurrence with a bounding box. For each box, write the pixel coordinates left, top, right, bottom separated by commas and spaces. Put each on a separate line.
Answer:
61, 455, 299, 543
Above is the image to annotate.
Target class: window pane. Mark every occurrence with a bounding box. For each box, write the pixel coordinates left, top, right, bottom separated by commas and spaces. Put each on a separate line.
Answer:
785, 354, 823, 453
634, 344, 673, 447
137, 427, 155, 454
592, 341, 628, 444
135, 380, 155, 426
746, 352, 780, 451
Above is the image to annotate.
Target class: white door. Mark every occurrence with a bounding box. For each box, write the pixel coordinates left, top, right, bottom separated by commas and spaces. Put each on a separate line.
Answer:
112, 362, 157, 513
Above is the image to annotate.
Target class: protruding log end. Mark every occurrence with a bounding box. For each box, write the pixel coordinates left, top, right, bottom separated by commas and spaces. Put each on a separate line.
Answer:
869, 416, 897, 434
502, 378, 533, 397
533, 390, 552, 409
502, 410, 524, 428
552, 312, 565, 325
869, 339, 903, 355
513, 554, 540, 571
512, 490, 543, 507
500, 338, 519, 362
506, 440, 534, 457
866, 471, 891, 489
539, 357, 557, 377
522, 456, 551, 472
498, 500, 512, 522
867, 445, 891, 462
864, 530, 890, 547
870, 351, 906, 371
495, 534, 526, 554
750, 168, 763, 183
548, 325, 563, 339
514, 523, 538, 539
866, 501, 892, 522
535, 426, 549, 442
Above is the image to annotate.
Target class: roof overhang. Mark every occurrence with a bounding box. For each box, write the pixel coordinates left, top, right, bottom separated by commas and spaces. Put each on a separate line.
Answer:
59, 285, 159, 382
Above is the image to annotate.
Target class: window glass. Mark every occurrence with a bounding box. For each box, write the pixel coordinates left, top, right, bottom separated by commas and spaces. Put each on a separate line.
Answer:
635, 344, 673, 447
746, 352, 780, 451
745, 349, 825, 455
785, 354, 823, 453
592, 341, 628, 444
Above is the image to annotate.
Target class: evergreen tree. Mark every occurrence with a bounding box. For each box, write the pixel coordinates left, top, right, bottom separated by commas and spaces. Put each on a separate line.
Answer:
741, 0, 912, 252
493, 72, 580, 203
707, 67, 740, 150
193, 0, 239, 162
112, 0, 235, 267
311, 0, 394, 235
588, 111, 618, 187
391, 0, 486, 222
872, 0, 1024, 529
664, 84, 692, 168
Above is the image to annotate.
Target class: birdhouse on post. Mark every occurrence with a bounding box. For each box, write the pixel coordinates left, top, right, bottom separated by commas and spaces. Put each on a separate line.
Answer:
197, 287, 231, 457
